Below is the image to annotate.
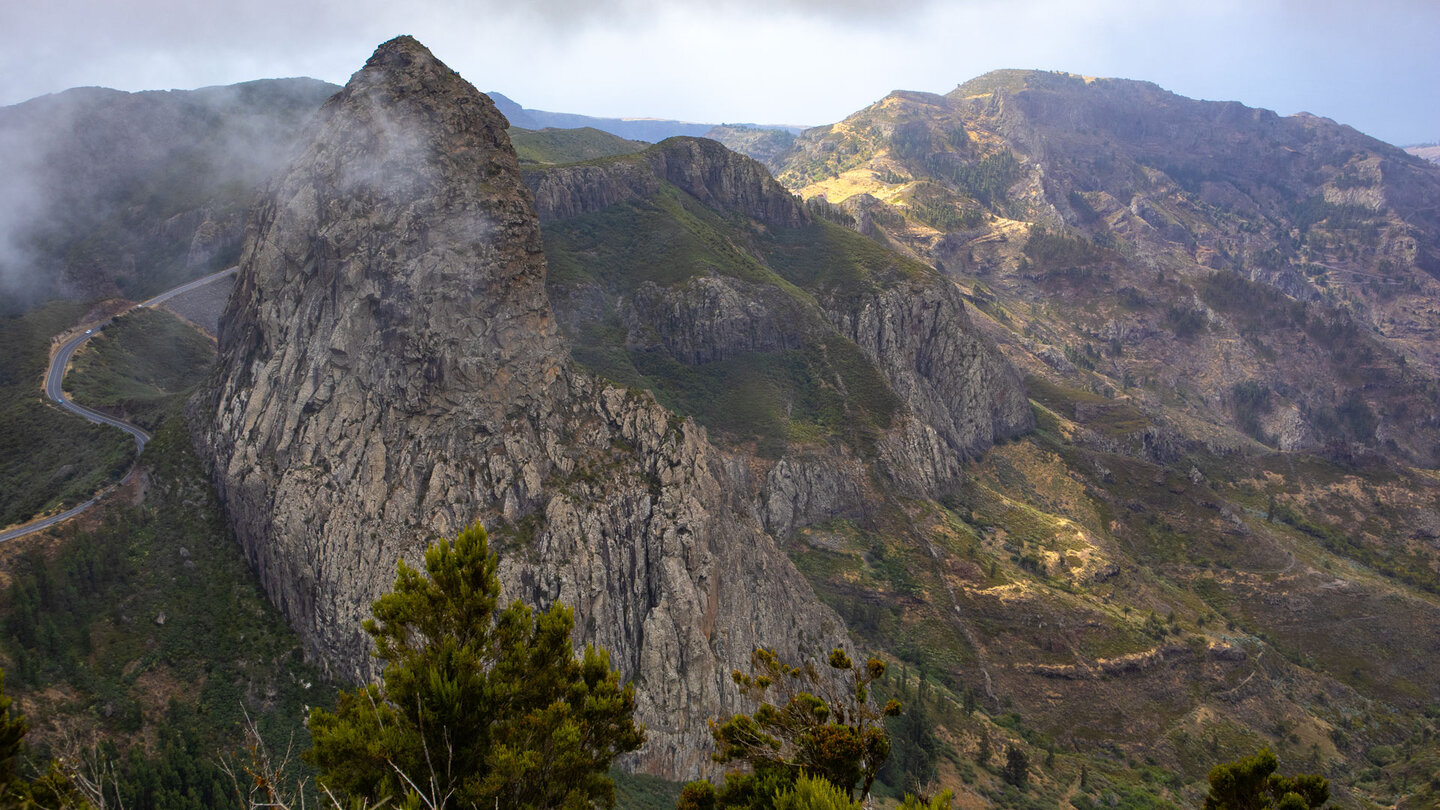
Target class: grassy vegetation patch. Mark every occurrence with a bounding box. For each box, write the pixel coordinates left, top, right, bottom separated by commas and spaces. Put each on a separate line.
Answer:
575, 344, 871, 458
543, 185, 782, 293
764, 219, 928, 302
1025, 375, 1149, 438
510, 126, 645, 165
65, 308, 216, 431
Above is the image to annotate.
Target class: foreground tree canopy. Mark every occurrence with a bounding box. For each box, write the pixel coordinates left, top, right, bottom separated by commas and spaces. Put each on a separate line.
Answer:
678, 646, 902, 808
306, 523, 645, 809
1204, 748, 1329, 810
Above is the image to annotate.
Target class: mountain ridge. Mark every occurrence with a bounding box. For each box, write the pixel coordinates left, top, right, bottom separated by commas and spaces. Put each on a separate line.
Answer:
488, 90, 808, 143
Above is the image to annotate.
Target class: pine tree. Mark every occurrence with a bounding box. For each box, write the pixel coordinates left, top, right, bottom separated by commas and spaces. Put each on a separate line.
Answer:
684, 647, 900, 806
1203, 748, 1329, 810
1002, 745, 1029, 788
306, 523, 644, 809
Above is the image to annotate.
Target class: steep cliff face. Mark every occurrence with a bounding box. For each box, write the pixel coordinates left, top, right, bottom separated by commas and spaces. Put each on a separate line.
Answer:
627, 276, 810, 365
196, 36, 846, 779
829, 281, 1031, 491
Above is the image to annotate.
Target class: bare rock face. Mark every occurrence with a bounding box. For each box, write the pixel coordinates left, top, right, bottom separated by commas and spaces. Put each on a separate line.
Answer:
526, 159, 662, 222
527, 136, 807, 227
824, 278, 1035, 488
195, 36, 846, 779
626, 276, 809, 365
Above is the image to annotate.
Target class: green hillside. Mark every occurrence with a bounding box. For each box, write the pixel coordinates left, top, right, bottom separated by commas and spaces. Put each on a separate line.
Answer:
511, 126, 646, 165
542, 171, 907, 458
0, 304, 132, 529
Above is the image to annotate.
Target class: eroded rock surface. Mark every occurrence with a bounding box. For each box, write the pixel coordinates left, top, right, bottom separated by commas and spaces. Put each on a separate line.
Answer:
195, 36, 846, 778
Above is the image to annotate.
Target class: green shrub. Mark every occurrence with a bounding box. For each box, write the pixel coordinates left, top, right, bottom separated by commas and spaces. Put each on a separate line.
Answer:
773, 774, 862, 810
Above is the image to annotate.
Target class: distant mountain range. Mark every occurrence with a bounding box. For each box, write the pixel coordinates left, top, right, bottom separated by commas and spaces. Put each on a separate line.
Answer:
1406, 143, 1440, 163
487, 91, 806, 142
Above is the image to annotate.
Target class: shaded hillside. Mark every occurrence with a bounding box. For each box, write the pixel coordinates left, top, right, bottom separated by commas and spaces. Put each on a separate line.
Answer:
0, 78, 338, 313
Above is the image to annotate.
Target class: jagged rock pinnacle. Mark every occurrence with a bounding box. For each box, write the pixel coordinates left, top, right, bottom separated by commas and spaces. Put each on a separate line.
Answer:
196, 36, 848, 780
216, 34, 564, 421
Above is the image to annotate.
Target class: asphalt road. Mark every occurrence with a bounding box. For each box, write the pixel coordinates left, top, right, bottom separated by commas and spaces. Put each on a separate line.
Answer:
46, 325, 152, 451
0, 266, 238, 543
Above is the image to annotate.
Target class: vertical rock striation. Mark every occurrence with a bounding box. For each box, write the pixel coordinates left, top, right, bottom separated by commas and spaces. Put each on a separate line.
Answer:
195, 36, 847, 779
822, 278, 1035, 495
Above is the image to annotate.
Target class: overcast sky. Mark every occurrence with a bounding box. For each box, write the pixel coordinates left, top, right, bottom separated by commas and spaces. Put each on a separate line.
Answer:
1, 0, 1436, 146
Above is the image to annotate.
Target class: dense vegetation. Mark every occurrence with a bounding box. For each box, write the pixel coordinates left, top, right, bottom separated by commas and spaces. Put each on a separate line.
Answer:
0, 418, 326, 810
0, 307, 324, 809
0, 302, 132, 529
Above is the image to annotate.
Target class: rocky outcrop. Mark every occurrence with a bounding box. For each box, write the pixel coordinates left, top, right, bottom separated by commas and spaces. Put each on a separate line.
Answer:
195, 36, 846, 779
643, 138, 809, 227
758, 447, 875, 540
825, 278, 1034, 491
625, 277, 809, 365
526, 136, 808, 228
525, 159, 661, 221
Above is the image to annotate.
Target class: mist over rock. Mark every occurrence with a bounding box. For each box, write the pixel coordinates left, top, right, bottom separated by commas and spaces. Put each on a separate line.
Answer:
194, 35, 847, 778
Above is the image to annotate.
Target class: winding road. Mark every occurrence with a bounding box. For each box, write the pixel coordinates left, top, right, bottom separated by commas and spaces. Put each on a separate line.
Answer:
0, 266, 237, 543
